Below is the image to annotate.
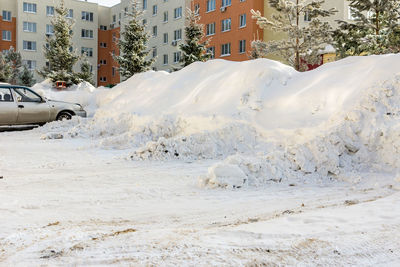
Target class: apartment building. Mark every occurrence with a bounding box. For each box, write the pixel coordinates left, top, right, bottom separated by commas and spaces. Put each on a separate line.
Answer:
0, 0, 99, 84
1, 0, 193, 86
192, 0, 264, 61
0, 0, 358, 87
262, 0, 353, 65
190, 0, 352, 64
97, 0, 191, 86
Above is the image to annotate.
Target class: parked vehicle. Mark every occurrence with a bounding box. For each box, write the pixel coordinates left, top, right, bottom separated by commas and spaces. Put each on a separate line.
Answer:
0, 85, 86, 126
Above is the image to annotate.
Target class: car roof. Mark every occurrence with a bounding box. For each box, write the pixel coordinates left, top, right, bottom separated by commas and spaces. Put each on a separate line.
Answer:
0, 84, 30, 89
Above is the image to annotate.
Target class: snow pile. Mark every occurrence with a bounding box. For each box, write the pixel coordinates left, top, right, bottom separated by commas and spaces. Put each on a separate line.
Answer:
203, 73, 400, 188
39, 55, 400, 187
31, 79, 107, 116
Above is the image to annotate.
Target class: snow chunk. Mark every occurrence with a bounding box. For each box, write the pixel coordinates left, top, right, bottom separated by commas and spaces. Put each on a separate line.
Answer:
201, 162, 248, 189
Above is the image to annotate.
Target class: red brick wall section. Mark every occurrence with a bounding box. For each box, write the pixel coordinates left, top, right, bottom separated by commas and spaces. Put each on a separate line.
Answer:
98, 27, 120, 86
193, 0, 264, 61
0, 16, 17, 52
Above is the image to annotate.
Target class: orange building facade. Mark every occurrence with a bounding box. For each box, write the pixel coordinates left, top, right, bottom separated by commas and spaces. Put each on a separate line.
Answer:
98, 27, 120, 87
0, 14, 17, 52
192, 0, 264, 61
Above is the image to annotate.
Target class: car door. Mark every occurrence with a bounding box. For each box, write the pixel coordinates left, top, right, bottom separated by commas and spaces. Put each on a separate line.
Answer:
0, 87, 18, 125
13, 87, 51, 124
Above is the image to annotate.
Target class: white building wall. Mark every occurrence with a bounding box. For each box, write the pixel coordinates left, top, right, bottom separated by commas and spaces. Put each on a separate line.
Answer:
15, 0, 99, 85
113, 0, 191, 72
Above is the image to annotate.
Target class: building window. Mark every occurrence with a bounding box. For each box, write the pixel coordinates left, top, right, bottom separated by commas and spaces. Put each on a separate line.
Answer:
81, 47, 93, 57
142, 19, 147, 25
82, 11, 94, 22
46, 24, 54, 35
100, 42, 107, 48
22, 60, 36, 70
23, 3, 37, 13
100, 25, 107, 30
152, 47, 157, 58
173, 52, 181, 63
81, 29, 94, 38
23, 41, 37, 51
163, 54, 168, 65
221, 18, 231, 32
221, 43, 231, 56
206, 23, 215, 36
152, 5, 157, 16
206, 0, 216, 12
194, 4, 200, 16
239, 14, 246, 28
152, 26, 157, 37
163, 11, 168, 22
46, 6, 54, 16
2, 31, 11, 41
112, 15, 116, 23
143, 0, 148, 10
163, 33, 168, 44
67, 9, 74, 18
173, 29, 182, 41
100, 59, 107, 65
174, 7, 182, 19
23, 22, 37, 33
112, 67, 116, 77
304, 11, 311, 22
239, 40, 246, 54
222, 0, 231, 7
207, 46, 215, 59
2, 11, 12, 21
100, 77, 107, 82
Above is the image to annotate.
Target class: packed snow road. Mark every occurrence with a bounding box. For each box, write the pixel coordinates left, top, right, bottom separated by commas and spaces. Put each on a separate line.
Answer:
1, 130, 399, 266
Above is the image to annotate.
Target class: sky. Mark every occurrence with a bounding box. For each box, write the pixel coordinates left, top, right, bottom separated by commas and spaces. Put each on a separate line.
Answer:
87, 0, 121, 7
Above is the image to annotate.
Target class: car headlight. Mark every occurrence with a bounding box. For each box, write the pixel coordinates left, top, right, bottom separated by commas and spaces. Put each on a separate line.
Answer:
76, 104, 84, 111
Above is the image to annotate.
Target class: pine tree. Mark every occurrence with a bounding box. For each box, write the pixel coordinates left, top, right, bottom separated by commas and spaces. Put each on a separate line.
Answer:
38, 0, 80, 86
249, 40, 267, 59
115, 0, 154, 80
19, 65, 36, 87
78, 56, 94, 85
0, 52, 11, 83
251, 0, 336, 71
4, 47, 22, 85
333, 0, 400, 57
179, 8, 211, 67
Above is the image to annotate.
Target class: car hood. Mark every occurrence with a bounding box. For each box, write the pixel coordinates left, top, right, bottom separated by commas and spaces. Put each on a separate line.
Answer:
47, 99, 81, 106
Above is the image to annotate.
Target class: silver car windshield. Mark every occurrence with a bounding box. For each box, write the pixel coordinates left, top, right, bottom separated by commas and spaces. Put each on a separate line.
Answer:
0, 88, 14, 102
14, 88, 42, 102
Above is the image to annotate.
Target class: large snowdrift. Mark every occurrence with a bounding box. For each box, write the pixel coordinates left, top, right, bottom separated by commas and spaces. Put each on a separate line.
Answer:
40, 55, 400, 188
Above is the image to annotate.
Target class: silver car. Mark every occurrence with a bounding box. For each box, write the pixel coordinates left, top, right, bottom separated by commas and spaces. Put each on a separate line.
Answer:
0, 85, 86, 126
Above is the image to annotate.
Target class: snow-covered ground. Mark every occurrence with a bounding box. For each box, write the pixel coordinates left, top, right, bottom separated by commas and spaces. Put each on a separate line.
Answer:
2, 55, 400, 265
1, 129, 399, 266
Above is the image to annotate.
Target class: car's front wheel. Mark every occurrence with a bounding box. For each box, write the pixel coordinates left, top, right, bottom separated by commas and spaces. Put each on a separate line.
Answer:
57, 111, 73, 121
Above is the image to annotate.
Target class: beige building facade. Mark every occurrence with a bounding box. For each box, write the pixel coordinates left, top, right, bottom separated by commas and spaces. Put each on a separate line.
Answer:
1, 0, 99, 84
1, 0, 192, 86
1, 0, 357, 86
262, 0, 354, 64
